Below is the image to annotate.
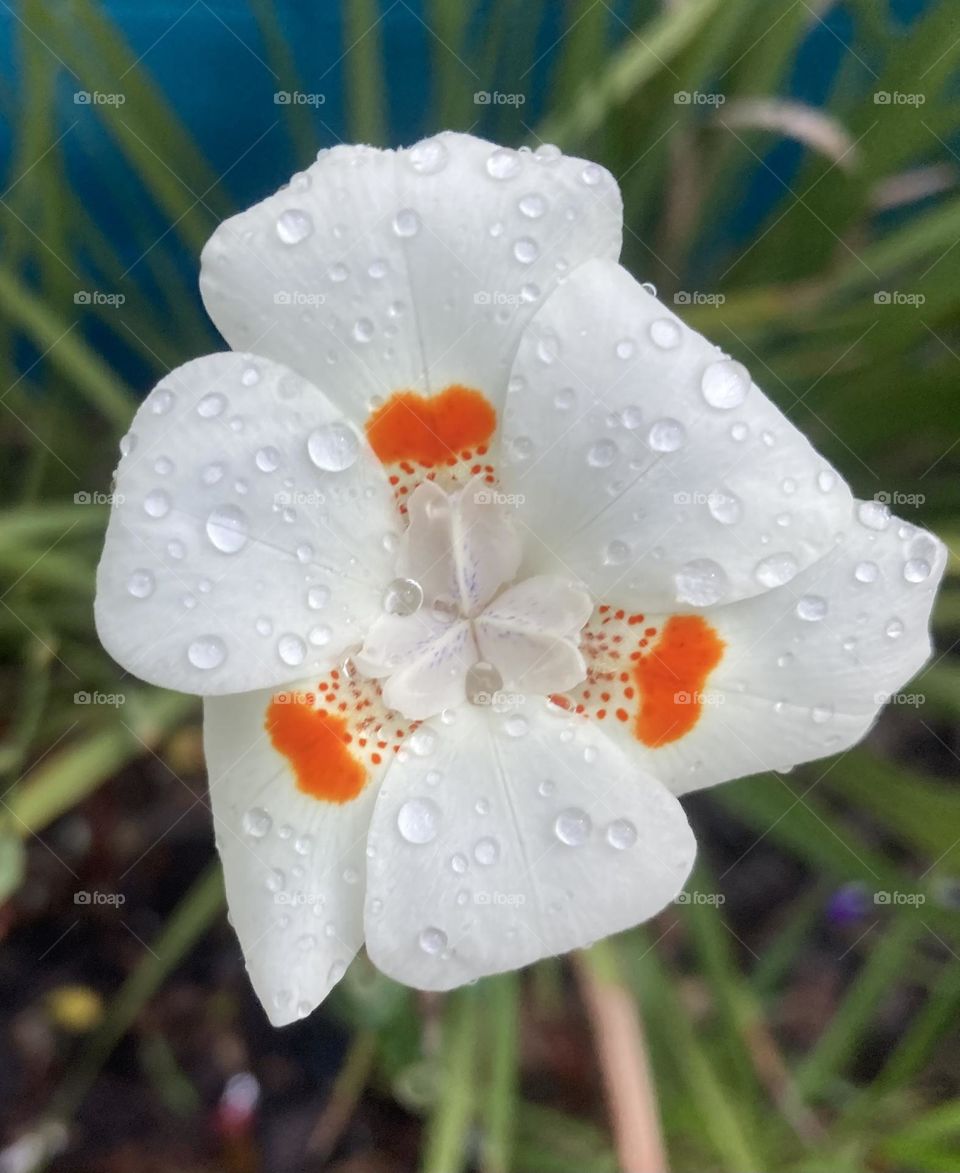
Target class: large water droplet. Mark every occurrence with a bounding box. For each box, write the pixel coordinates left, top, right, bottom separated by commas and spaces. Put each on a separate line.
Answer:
187, 636, 226, 670
206, 505, 249, 554
796, 594, 828, 622
397, 798, 440, 844
674, 559, 729, 606
408, 137, 448, 175
277, 633, 306, 667
143, 489, 170, 518
606, 819, 637, 850
486, 148, 520, 179
473, 836, 500, 866
586, 438, 618, 468
255, 446, 281, 473
307, 422, 359, 471
904, 559, 931, 583
307, 585, 331, 610
276, 208, 313, 244
858, 500, 890, 531
419, 926, 447, 954
513, 237, 539, 264
854, 560, 879, 583
243, 807, 272, 838
649, 318, 681, 349
554, 808, 592, 847
392, 208, 421, 237
707, 490, 742, 525
754, 553, 799, 588
647, 418, 686, 452
383, 577, 423, 616
701, 359, 750, 409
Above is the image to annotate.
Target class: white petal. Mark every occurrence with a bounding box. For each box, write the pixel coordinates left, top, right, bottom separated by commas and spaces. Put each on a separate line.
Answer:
200, 135, 622, 434
205, 675, 408, 1025
364, 699, 695, 990
95, 353, 398, 695
556, 512, 945, 795
452, 476, 523, 614
501, 259, 854, 609
475, 575, 592, 693
381, 621, 478, 721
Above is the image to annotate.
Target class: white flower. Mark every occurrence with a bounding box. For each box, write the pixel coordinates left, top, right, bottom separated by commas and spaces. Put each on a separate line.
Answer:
94, 133, 944, 1025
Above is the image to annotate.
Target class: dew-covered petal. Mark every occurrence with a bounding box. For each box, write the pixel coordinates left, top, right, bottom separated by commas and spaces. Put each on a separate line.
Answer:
363, 699, 695, 990
558, 513, 945, 796
204, 676, 408, 1024
199, 134, 622, 487
500, 259, 854, 610
95, 352, 398, 696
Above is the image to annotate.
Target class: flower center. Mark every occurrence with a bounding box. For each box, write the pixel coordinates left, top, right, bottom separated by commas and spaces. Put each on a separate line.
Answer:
355, 476, 593, 721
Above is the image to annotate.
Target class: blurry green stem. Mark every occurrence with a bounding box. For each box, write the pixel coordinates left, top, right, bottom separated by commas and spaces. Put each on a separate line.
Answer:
421, 986, 480, 1173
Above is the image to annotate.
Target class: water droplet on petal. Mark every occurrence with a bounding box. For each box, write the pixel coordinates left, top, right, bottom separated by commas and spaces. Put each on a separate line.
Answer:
277, 634, 306, 667
754, 553, 799, 588
513, 237, 539, 264
854, 561, 879, 584
675, 559, 729, 606
486, 148, 520, 179
307, 422, 359, 471
143, 489, 170, 518
383, 577, 423, 616
858, 500, 890, 531
648, 418, 686, 452
408, 137, 448, 175
127, 569, 155, 598
466, 661, 503, 704
904, 559, 931, 583
205, 505, 249, 554
606, 819, 637, 850
649, 318, 681, 349
419, 927, 447, 955
187, 636, 226, 670
392, 208, 421, 237
243, 807, 271, 838
586, 438, 618, 468
701, 359, 750, 409
276, 208, 313, 244
796, 595, 828, 622
473, 836, 500, 866
554, 808, 592, 846
397, 798, 440, 844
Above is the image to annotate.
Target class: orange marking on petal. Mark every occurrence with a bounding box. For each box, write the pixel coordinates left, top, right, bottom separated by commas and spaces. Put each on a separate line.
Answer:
266, 695, 366, 803
632, 616, 725, 748
365, 385, 496, 467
